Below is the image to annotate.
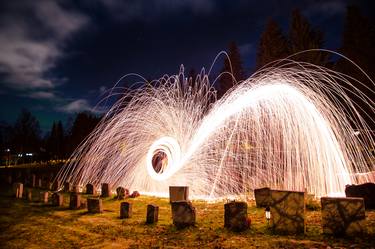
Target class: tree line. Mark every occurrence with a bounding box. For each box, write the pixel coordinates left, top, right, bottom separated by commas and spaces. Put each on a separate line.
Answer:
0, 110, 101, 165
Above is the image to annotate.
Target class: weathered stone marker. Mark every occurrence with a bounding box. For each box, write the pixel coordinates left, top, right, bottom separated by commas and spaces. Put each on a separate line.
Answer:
26, 188, 32, 201
169, 186, 189, 203
224, 201, 250, 232
69, 193, 81, 209
129, 191, 140, 198
87, 198, 103, 213
101, 183, 111, 197
40, 191, 49, 204
31, 174, 36, 187
345, 183, 375, 209
171, 201, 196, 229
64, 182, 71, 192
146, 204, 159, 224
321, 197, 366, 236
86, 183, 95, 195
269, 190, 305, 234
116, 186, 128, 200
52, 193, 64, 206
254, 187, 271, 208
120, 202, 132, 219
13, 182, 23, 198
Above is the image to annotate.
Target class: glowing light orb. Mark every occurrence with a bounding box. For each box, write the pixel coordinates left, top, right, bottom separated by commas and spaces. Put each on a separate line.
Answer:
146, 136, 181, 181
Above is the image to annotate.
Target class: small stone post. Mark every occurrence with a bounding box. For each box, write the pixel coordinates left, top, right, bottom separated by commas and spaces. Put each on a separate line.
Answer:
69, 193, 81, 209
169, 186, 189, 203
37, 177, 42, 188
40, 191, 49, 204
13, 182, 23, 198
52, 193, 64, 206
224, 201, 250, 232
146, 204, 159, 224
32, 174, 36, 188
101, 183, 110, 197
120, 202, 132, 219
87, 198, 103, 213
26, 188, 32, 201
86, 183, 95, 195
171, 201, 196, 228
116, 186, 129, 200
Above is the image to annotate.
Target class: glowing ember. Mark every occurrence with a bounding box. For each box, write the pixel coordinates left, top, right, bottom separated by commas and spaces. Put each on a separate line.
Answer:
56, 62, 375, 199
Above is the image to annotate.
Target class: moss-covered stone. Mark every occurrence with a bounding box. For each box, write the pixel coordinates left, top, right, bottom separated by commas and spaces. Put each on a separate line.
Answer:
269, 190, 305, 235
321, 197, 366, 236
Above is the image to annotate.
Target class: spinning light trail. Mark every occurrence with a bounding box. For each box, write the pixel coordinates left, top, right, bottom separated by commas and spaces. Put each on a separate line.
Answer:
56, 61, 375, 199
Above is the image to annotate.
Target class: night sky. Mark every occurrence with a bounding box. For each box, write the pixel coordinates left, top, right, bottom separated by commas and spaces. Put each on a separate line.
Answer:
0, 0, 373, 133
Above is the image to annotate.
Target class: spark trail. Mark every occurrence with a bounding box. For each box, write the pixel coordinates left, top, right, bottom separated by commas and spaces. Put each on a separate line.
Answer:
56, 62, 375, 199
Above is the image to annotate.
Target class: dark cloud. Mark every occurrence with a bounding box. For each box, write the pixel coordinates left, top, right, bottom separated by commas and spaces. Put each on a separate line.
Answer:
0, 1, 88, 90
96, 0, 215, 21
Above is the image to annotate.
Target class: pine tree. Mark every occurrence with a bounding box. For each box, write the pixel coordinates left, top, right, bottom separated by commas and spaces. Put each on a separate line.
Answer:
335, 6, 375, 129
256, 18, 289, 69
289, 9, 329, 66
217, 41, 245, 98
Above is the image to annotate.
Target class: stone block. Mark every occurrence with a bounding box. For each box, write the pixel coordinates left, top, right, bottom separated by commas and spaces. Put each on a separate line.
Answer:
26, 188, 32, 201
169, 186, 189, 203
254, 187, 271, 208
345, 183, 375, 209
120, 202, 132, 219
86, 183, 95, 195
146, 204, 159, 224
64, 182, 71, 192
40, 191, 49, 204
13, 182, 23, 198
101, 183, 111, 197
129, 191, 140, 198
269, 190, 305, 234
171, 201, 196, 229
224, 201, 250, 232
69, 193, 81, 209
37, 177, 42, 188
321, 197, 366, 236
116, 186, 129, 200
87, 198, 103, 213
52, 193, 64, 206
31, 174, 36, 188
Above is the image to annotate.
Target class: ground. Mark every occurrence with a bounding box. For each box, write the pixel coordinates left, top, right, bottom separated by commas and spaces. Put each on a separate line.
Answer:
0, 187, 374, 249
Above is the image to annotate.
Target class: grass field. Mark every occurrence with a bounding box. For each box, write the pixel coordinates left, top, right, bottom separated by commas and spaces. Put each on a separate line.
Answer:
0, 187, 374, 249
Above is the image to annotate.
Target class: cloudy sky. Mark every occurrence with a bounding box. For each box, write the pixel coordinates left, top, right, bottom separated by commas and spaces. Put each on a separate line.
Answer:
0, 0, 373, 132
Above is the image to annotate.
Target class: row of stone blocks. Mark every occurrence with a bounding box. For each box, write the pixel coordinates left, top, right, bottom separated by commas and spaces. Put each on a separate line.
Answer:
12, 183, 368, 235
62, 182, 140, 199
254, 187, 367, 236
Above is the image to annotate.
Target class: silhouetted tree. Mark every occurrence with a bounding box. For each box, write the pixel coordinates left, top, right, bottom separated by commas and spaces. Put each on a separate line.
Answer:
10, 109, 41, 161
66, 112, 101, 155
289, 9, 330, 65
47, 121, 64, 159
256, 18, 289, 69
217, 41, 245, 98
336, 6, 375, 84
335, 6, 375, 130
